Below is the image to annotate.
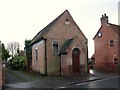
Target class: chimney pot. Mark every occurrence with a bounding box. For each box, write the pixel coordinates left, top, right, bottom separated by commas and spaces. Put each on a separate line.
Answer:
104, 13, 106, 16
100, 13, 108, 25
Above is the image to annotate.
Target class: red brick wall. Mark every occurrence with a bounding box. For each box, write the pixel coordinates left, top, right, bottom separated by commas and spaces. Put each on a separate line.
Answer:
0, 61, 5, 89
61, 37, 88, 76
32, 10, 88, 76
94, 24, 118, 71
45, 11, 88, 75
32, 40, 46, 74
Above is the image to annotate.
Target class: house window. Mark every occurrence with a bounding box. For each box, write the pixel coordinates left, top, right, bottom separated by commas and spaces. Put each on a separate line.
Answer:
110, 40, 114, 46
35, 47, 38, 61
114, 58, 118, 64
53, 41, 58, 55
98, 32, 102, 37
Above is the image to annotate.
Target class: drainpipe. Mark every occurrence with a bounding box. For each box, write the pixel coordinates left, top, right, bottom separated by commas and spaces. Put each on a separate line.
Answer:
86, 41, 89, 73
44, 39, 48, 76
118, 35, 120, 73
59, 55, 61, 76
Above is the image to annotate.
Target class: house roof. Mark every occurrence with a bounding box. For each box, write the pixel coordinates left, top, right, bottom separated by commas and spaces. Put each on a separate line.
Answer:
30, 10, 87, 46
30, 10, 69, 46
59, 38, 74, 55
93, 26, 102, 40
109, 23, 120, 33
93, 23, 120, 40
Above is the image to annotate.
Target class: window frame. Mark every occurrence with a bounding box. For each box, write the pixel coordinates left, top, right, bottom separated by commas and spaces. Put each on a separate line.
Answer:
98, 32, 102, 37
110, 40, 114, 46
114, 58, 118, 64
52, 41, 59, 56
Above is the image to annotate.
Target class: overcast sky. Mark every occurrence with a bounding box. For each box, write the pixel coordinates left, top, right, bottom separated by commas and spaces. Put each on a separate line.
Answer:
0, 0, 119, 57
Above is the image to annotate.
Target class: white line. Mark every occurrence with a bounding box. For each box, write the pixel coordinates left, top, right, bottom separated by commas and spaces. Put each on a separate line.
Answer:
76, 81, 91, 86
76, 76, 119, 86
58, 86, 66, 88
57, 76, 119, 89
75, 79, 108, 86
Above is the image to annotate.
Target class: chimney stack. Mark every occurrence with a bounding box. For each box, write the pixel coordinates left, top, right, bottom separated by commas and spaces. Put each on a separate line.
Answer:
100, 13, 109, 25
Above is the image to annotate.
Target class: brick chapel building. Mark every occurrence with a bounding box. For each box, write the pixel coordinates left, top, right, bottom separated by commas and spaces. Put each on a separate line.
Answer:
30, 10, 88, 76
92, 14, 120, 72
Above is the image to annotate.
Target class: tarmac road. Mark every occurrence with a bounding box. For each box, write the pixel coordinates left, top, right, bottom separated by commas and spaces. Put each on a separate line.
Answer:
56, 76, 120, 89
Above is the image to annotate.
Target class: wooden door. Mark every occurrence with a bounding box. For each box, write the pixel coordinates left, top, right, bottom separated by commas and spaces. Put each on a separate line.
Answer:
72, 48, 80, 74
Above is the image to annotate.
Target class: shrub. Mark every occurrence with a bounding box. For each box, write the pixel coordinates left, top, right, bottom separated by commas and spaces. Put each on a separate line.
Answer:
8, 55, 26, 70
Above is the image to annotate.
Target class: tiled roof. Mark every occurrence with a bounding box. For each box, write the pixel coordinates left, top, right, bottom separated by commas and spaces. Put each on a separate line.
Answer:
108, 23, 120, 34
30, 10, 69, 46
59, 38, 74, 55
93, 23, 120, 39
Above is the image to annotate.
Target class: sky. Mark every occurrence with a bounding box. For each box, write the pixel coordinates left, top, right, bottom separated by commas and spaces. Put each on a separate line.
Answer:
0, 0, 119, 58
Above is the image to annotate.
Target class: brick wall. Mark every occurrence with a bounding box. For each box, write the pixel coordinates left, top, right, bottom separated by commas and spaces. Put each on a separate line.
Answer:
45, 11, 87, 75
94, 24, 118, 71
0, 61, 5, 89
32, 40, 46, 74
61, 38, 87, 76
31, 10, 88, 76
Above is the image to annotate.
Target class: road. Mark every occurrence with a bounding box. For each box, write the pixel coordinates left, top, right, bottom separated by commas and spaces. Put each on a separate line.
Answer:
56, 76, 120, 89
5, 68, 120, 89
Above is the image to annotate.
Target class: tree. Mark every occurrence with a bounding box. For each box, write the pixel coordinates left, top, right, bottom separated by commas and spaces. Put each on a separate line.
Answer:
7, 42, 20, 59
2, 43, 11, 61
24, 39, 32, 70
0, 42, 10, 61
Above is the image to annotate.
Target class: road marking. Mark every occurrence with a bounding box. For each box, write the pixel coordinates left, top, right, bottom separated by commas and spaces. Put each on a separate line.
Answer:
76, 81, 90, 86
56, 76, 120, 89
57, 86, 66, 89
76, 76, 119, 86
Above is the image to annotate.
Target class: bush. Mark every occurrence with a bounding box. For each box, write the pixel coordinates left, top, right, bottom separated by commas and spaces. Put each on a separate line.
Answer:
8, 55, 26, 70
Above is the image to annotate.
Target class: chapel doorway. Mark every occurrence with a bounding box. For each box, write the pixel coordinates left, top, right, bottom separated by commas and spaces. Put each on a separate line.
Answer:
72, 48, 80, 75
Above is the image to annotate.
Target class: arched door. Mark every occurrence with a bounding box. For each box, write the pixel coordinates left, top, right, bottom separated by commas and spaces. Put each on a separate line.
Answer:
72, 48, 80, 74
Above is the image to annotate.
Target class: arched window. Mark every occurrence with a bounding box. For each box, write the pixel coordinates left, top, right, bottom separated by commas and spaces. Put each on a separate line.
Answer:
53, 41, 58, 55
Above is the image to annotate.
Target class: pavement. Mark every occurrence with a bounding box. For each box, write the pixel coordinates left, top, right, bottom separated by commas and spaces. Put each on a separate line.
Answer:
89, 69, 118, 78
4, 68, 119, 89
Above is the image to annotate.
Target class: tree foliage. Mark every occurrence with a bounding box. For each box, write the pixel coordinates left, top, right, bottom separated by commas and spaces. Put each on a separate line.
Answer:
24, 39, 32, 70
1, 43, 11, 61
6, 41, 26, 70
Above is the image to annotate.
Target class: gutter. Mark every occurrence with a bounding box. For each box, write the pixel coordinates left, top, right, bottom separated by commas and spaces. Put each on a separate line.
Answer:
86, 41, 89, 73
